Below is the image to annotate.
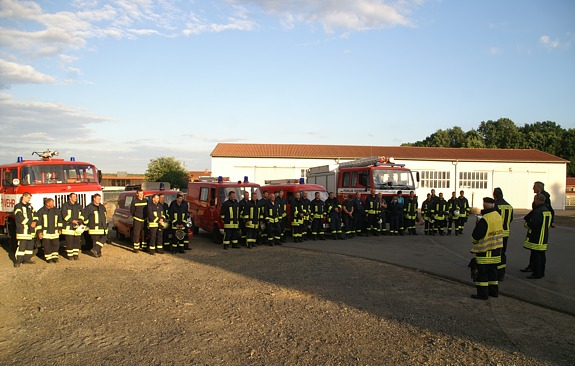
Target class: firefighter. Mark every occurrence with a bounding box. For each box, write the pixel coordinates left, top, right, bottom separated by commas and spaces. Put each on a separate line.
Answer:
447, 192, 460, 236
83, 193, 108, 258
258, 191, 270, 244
277, 189, 288, 243
301, 191, 311, 240
61, 193, 84, 260
396, 191, 405, 234
245, 191, 260, 248
428, 189, 439, 235
457, 190, 470, 234
352, 192, 366, 236
264, 193, 281, 245
325, 192, 344, 240
310, 191, 326, 240
147, 194, 165, 255
532, 181, 555, 227
365, 188, 380, 236
158, 193, 170, 245
404, 190, 418, 235
377, 193, 388, 235
421, 193, 432, 235
36, 198, 63, 263
291, 191, 304, 242
434, 193, 448, 236
169, 194, 189, 253
238, 191, 250, 246
342, 194, 355, 238
13, 192, 38, 267
493, 187, 513, 281
470, 197, 504, 300
130, 189, 147, 253
522, 193, 552, 279
221, 190, 241, 249
388, 196, 401, 235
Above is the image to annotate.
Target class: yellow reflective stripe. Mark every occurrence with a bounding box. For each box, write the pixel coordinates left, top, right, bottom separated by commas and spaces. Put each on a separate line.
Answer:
64, 209, 72, 221
134, 217, 145, 222
523, 241, 548, 251
475, 282, 488, 287
135, 202, 147, 206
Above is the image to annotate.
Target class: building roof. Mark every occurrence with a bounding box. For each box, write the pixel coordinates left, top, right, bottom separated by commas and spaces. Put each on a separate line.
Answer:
211, 143, 569, 163
567, 177, 575, 186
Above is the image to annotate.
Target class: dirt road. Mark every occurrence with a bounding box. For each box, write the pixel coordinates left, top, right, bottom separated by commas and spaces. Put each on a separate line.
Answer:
1, 234, 574, 365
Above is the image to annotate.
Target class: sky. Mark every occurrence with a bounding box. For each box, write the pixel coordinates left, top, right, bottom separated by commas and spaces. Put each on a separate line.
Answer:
1, 0, 574, 174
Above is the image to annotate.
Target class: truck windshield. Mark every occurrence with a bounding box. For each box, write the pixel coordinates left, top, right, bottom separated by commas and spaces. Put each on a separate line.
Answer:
372, 169, 415, 190
20, 164, 98, 185
219, 186, 262, 203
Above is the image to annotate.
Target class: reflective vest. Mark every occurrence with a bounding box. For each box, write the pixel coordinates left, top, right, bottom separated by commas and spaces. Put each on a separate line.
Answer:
471, 210, 503, 262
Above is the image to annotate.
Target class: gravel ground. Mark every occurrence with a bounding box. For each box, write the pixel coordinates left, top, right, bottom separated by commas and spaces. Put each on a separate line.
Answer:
1, 231, 574, 366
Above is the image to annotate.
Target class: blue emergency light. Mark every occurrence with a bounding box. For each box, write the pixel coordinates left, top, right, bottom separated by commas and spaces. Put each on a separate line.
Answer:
299, 178, 305, 184
218, 176, 223, 183
17, 156, 23, 162
243, 176, 249, 183
70, 157, 75, 161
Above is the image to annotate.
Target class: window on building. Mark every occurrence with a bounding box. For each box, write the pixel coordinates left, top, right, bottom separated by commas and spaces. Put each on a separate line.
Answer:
419, 171, 451, 189
459, 171, 488, 189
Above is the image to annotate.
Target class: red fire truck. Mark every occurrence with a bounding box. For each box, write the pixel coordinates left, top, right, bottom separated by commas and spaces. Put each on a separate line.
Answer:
306, 156, 419, 203
0, 150, 103, 244
187, 176, 261, 243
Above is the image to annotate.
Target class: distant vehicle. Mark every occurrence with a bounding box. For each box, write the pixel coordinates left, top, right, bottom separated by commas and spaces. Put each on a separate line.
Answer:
261, 179, 329, 229
0, 150, 102, 246
112, 182, 183, 240
306, 156, 419, 204
187, 177, 261, 243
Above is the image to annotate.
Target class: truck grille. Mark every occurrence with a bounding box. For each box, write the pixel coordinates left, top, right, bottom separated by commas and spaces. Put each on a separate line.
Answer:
53, 193, 88, 208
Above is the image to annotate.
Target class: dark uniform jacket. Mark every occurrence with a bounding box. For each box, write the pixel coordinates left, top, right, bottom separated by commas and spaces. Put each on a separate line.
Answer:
524, 203, 552, 251
221, 198, 240, 228
494, 198, 513, 238
36, 206, 62, 239
83, 203, 108, 235
404, 196, 418, 219
352, 197, 365, 217
130, 197, 147, 223
310, 198, 325, 219
169, 201, 188, 228
61, 200, 84, 236
14, 202, 37, 240
147, 202, 165, 228
245, 199, 260, 228
365, 195, 379, 215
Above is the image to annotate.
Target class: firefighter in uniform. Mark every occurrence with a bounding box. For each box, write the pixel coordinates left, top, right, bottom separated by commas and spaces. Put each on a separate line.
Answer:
342, 194, 355, 238
434, 193, 448, 236
470, 197, 504, 300
158, 193, 170, 245
377, 193, 388, 235
421, 193, 431, 235
301, 191, 311, 240
310, 191, 326, 240
290, 191, 303, 243
277, 189, 288, 243
457, 190, 470, 234
13, 192, 38, 267
83, 193, 108, 258
325, 192, 344, 240
447, 192, 460, 236
352, 192, 366, 236
365, 188, 380, 236
238, 191, 250, 246
388, 196, 401, 235
245, 192, 260, 248
404, 191, 418, 235
264, 193, 281, 246
130, 189, 147, 253
36, 198, 63, 263
147, 194, 165, 255
522, 193, 552, 279
258, 191, 270, 244
221, 191, 241, 249
168, 194, 189, 253
61, 193, 84, 260
493, 188, 513, 281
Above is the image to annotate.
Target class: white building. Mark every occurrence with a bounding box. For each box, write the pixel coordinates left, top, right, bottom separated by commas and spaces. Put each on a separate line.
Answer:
211, 143, 568, 210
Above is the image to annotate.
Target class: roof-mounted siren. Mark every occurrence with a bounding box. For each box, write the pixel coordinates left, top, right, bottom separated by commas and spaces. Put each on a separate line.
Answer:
244, 176, 249, 183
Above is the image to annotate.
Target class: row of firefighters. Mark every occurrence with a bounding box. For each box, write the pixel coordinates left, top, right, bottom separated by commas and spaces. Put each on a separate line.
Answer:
218, 188, 472, 249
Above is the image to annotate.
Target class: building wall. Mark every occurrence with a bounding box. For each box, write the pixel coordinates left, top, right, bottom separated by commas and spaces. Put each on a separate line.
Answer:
212, 157, 566, 210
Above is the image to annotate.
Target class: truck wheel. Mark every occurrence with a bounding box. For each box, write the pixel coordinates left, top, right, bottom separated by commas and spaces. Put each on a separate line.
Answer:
212, 225, 223, 244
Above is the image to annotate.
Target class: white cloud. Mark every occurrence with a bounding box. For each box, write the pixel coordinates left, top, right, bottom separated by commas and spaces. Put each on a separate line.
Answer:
539, 35, 560, 49
0, 59, 55, 86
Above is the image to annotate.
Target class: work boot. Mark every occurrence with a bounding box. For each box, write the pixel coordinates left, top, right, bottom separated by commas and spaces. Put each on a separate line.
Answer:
223, 244, 229, 250
23, 259, 36, 264
14, 262, 21, 268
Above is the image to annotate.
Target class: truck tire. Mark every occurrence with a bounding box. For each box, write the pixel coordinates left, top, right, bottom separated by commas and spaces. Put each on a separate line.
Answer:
212, 225, 223, 244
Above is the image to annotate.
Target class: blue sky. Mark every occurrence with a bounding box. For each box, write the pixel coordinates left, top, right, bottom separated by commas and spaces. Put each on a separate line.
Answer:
1, 0, 574, 173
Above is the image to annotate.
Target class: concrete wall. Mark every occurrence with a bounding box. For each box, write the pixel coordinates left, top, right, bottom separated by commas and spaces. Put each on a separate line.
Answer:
212, 157, 566, 210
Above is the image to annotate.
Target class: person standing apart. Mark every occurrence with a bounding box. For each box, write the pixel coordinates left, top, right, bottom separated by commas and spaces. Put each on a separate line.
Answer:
13, 192, 38, 267
522, 193, 552, 279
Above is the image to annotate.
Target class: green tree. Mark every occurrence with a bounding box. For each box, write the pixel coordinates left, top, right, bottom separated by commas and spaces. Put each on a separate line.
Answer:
520, 121, 564, 156
145, 156, 189, 190
462, 129, 486, 148
477, 118, 523, 148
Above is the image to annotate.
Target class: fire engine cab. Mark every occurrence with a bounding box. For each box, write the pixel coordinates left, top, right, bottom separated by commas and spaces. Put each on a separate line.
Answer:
306, 156, 419, 203
0, 150, 103, 243
187, 176, 261, 243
